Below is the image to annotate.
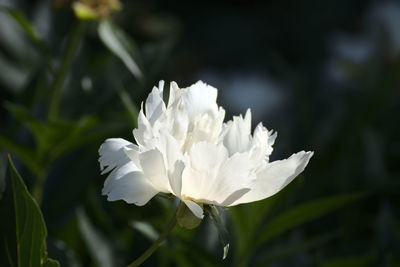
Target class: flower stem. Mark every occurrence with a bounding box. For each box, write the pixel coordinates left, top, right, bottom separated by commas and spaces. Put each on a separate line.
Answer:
48, 20, 86, 120
31, 170, 46, 205
127, 203, 180, 267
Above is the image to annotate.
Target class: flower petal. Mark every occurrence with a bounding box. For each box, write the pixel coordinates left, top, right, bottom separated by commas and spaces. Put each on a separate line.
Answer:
168, 160, 184, 196
182, 81, 218, 120
123, 146, 140, 167
220, 188, 251, 206
145, 81, 166, 125
102, 169, 158, 206
139, 148, 170, 193
183, 200, 204, 219
181, 142, 254, 205
167, 81, 182, 108
157, 130, 183, 171
133, 108, 153, 148
222, 109, 252, 155
182, 107, 225, 152
229, 151, 314, 206
98, 138, 138, 174
249, 123, 277, 164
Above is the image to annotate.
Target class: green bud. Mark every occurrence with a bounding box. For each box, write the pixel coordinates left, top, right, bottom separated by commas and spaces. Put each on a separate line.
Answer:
72, 0, 121, 21
176, 202, 202, 230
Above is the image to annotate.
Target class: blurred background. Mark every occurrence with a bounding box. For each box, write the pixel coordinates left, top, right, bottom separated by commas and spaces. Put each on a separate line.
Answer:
0, 0, 399, 266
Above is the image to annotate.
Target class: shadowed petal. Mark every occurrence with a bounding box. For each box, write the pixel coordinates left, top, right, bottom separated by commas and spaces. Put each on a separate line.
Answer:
222, 109, 252, 155
168, 160, 185, 196
183, 200, 204, 219
139, 148, 170, 193
98, 138, 138, 174
133, 108, 153, 147
102, 170, 158, 206
220, 188, 251, 206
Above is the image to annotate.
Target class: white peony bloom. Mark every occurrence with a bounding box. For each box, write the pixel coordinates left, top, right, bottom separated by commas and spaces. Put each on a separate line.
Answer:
99, 81, 313, 219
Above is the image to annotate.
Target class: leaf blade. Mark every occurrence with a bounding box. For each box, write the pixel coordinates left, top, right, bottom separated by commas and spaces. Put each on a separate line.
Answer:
1, 156, 59, 267
257, 193, 367, 245
98, 19, 143, 80
0, 7, 41, 44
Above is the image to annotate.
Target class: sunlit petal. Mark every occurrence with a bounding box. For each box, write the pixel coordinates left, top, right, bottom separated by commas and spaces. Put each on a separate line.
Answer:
222, 109, 252, 155
229, 151, 314, 206
182, 81, 218, 120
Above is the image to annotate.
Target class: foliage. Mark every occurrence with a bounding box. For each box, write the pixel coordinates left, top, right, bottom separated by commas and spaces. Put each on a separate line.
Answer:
0, 156, 59, 267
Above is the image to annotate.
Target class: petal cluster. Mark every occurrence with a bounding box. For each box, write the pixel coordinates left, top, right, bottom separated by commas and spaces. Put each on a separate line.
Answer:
99, 81, 313, 218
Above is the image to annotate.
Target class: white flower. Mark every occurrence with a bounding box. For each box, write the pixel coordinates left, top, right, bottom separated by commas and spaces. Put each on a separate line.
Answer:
99, 81, 313, 219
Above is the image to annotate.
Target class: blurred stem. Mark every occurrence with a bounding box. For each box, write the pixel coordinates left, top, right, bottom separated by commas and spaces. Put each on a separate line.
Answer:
48, 20, 86, 120
127, 203, 181, 267
31, 170, 47, 205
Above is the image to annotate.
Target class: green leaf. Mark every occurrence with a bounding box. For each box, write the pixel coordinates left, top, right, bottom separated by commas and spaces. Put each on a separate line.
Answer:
0, 155, 59, 266
256, 231, 339, 265
229, 182, 298, 262
4, 102, 47, 153
77, 208, 115, 267
230, 190, 281, 256
320, 254, 374, 267
0, 7, 47, 56
4, 102, 105, 164
257, 193, 367, 245
118, 88, 139, 128
98, 19, 143, 80
0, 135, 41, 175
0, 7, 41, 45
42, 258, 61, 267
130, 221, 159, 241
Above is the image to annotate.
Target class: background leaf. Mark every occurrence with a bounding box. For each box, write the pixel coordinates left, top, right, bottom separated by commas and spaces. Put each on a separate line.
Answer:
0, 156, 59, 266
98, 19, 143, 80
256, 193, 367, 245
77, 207, 115, 267
0, 7, 42, 45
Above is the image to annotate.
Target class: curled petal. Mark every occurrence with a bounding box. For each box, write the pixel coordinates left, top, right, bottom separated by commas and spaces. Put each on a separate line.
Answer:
133, 108, 153, 148
222, 109, 252, 155
168, 160, 185, 197
167, 81, 182, 108
229, 151, 314, 206
145, 81, 166, 125
250, 123, 277, 164
98, 138, 138, 174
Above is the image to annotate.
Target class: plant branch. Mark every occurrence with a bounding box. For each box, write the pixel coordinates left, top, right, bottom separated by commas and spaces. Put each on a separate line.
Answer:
127, 203, 180, 267
48, 20, 86, 120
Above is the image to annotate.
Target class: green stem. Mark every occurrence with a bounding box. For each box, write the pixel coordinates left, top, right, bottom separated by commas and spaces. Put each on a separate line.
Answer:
31, 169, 47, 206
127, 203, 180, 267
48, 20, 86, 120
